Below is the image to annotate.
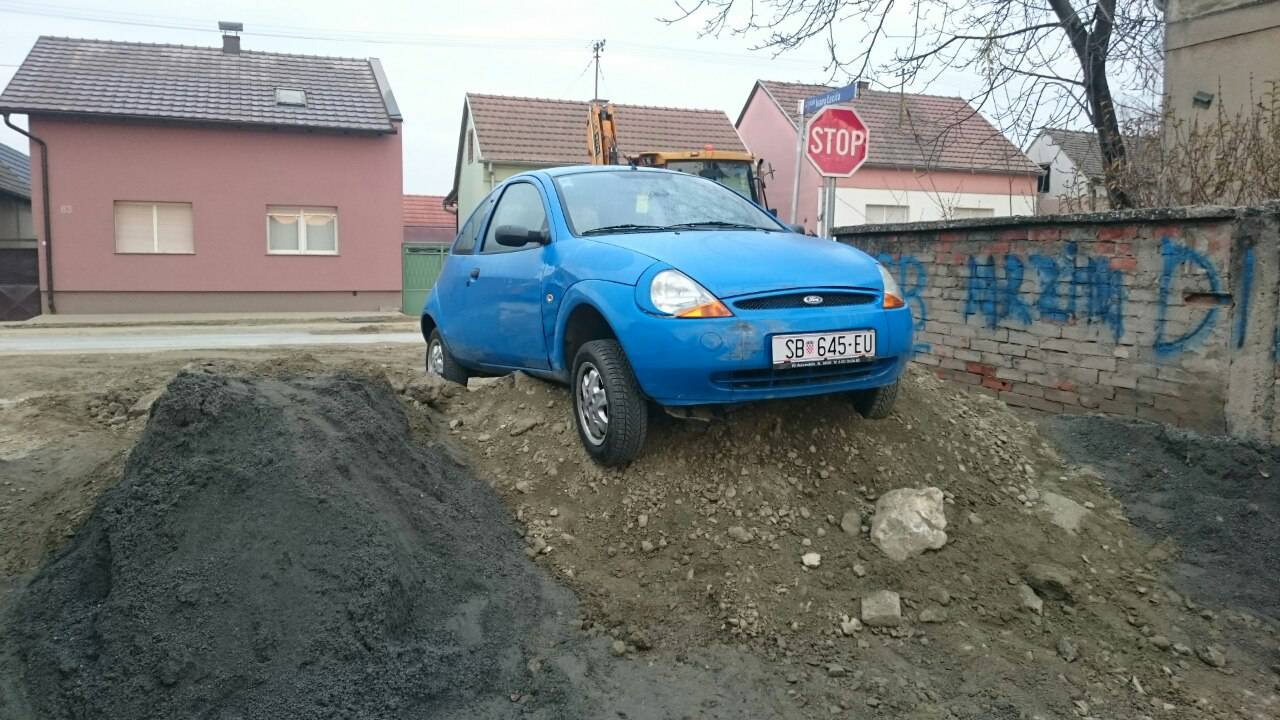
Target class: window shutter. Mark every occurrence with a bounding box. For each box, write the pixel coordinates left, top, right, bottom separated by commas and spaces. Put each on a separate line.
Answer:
155, 203, 194, 253
115, 203, 155, 253
268, 207, 301, 251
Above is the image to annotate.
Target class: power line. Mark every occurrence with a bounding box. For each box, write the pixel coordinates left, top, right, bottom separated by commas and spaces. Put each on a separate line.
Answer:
0, 0, 816, 68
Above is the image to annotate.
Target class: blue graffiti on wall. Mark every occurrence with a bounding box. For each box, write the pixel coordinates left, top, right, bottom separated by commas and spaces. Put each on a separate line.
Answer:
878, 253, 930, 354
1153, 237, 1224, 359
1027, 242, 1126, 340
964, 255, 1032, 328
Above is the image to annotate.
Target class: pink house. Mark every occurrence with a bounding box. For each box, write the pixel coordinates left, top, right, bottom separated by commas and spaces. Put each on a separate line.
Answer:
0, 32, 404, 314
737, 80, 1041, 232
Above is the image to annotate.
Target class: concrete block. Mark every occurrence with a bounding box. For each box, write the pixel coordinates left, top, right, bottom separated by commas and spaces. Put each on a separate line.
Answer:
1000, 391, 1064, 413
1098, 372, 1138, 390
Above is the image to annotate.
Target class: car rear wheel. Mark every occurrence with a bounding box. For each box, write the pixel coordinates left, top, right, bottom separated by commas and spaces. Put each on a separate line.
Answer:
427, 330, 469, 385
572, 339, 648, 466
851, 380, 899, 419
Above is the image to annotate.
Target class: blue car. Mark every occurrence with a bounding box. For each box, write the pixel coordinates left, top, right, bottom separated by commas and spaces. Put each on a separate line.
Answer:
423, 166, 911, 465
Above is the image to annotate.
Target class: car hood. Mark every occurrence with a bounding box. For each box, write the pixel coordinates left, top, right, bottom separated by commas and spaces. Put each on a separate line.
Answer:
588, 230, 883, 298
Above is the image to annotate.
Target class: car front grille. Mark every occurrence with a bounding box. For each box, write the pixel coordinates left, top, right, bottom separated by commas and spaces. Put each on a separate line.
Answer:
734, 291, 878, 310
710, 357, 896, 390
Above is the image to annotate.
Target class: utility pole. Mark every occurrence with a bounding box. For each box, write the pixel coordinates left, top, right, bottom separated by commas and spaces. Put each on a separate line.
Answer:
591, 39, 606, 100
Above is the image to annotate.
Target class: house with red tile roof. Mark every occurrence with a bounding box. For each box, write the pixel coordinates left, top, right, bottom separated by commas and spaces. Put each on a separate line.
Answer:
0, 31, 403, 314
737, 80, 1041, 231
446, 93, 748, 221
402, 194, 455, 244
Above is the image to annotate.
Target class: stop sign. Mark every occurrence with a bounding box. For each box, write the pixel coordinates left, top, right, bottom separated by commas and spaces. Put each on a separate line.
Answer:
805, 106, 870, 177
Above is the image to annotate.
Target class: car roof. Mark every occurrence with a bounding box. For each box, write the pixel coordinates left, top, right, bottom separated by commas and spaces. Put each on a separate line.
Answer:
526, 164, 683, 180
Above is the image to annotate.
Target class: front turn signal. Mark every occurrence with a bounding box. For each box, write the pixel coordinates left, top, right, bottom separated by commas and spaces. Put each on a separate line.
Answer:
675, 300, 733, 318
877, 263, 905, 309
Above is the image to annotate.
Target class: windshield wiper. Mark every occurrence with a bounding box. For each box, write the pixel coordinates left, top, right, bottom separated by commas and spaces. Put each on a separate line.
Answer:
580, 224, 674, 236
666, 221, 774, 232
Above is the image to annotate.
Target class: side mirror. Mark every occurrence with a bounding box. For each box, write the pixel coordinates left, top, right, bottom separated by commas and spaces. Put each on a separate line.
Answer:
494, 225, 549, 247
788, 223, 807, 234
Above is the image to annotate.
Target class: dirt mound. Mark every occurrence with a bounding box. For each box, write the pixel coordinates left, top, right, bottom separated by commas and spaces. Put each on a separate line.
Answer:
1042, 415, 1280, 622
1, 369, 590, 719
427, 368, 1280, 719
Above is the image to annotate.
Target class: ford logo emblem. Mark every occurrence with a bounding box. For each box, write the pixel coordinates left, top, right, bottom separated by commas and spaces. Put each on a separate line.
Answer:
802, 295, 824, 305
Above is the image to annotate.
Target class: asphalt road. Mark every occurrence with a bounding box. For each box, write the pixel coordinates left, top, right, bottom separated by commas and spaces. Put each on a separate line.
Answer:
0, 330, 422, 354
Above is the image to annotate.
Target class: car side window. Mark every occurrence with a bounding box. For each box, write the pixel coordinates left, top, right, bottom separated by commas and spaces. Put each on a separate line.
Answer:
452, 193, 495, 255
481, 182, 548, 254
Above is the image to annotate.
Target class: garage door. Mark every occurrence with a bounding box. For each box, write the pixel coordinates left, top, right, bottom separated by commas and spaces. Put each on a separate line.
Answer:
0, 248, 39, 321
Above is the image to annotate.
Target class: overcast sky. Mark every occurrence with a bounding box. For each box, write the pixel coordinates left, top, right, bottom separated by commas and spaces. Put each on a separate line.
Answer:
0, 0, 958, 194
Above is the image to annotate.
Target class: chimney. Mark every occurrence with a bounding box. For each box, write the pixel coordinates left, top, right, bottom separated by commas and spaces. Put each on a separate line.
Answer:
856, 80, 870, 92
218, 21, 243, 54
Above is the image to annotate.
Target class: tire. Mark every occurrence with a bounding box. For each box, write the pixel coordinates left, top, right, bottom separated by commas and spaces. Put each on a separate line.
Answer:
426, 329, 469, 385
571, 339, 648, 466
851, 380, 899, 419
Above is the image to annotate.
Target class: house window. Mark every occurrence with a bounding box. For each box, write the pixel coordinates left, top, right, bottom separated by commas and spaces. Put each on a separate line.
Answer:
114, 201, 193, 254
1037, 163, 1052, 193
467, 130, 475, 163
864, 204, 909, 223
267, 206, 338, 254
952, 207, 995, 219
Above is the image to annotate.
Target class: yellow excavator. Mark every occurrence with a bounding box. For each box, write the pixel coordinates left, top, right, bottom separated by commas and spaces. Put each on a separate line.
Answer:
587, 100, 771, 211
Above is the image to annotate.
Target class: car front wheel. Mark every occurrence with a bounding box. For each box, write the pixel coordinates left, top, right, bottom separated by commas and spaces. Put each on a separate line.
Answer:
426, 329, 469, 385
572, 339, 648, 466
851, 380, 899, 419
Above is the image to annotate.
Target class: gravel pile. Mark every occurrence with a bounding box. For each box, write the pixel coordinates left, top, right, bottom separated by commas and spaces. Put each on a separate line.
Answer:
1, 370, 590, 719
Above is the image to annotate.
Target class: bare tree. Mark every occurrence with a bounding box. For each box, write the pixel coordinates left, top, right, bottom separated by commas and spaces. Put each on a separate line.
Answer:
666, 0, 1165, 208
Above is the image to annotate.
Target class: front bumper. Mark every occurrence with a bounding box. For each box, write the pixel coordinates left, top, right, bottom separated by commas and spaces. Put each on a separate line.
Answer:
618, 302, 913, 406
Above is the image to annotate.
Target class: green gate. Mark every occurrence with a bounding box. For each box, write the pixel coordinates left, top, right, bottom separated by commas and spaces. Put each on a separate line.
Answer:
401, 244, 449, 315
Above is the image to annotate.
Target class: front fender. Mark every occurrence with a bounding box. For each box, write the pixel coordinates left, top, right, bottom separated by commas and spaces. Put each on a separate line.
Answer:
550, 279, 640, 374
421, 287, 443, 341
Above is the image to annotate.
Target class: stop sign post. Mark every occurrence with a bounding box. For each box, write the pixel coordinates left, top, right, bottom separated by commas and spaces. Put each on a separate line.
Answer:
805, 105, 870, 237
805, 106, 870, 177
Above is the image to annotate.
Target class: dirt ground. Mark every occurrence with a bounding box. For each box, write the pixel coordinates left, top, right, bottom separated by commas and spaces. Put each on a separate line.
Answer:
1, 344, 1278, 719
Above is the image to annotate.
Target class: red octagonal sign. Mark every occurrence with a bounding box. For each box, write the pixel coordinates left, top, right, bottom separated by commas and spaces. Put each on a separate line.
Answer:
805, 106, 870, 177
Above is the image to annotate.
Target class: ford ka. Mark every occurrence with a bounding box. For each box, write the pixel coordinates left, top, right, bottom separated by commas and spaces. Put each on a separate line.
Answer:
422, 166, 912, 465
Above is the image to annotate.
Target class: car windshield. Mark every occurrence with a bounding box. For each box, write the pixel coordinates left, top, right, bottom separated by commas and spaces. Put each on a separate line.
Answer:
661, 159, 753, 198
553, 170, 784, 236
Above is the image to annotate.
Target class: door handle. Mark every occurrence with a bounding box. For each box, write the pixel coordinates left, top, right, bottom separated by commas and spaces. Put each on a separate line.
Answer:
469, 267, 480, 279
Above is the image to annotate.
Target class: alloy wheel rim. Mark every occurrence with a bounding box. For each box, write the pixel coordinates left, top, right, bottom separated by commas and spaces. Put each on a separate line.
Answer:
576, 362, 609, 445
428, 341, 445, 375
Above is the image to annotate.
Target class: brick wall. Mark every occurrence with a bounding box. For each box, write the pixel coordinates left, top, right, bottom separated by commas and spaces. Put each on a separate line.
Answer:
835, 204, 1280, 444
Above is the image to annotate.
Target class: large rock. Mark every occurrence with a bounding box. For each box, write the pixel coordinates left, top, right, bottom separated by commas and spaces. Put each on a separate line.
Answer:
869, 487, 948, 561
405, 373, 458, 406
860, 590, 902, 627
1023, 562, 1077, 602
1040, 492, 1089, 534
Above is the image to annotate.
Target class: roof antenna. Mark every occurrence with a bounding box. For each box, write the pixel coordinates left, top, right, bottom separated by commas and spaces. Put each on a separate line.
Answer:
591, 39, 606, 101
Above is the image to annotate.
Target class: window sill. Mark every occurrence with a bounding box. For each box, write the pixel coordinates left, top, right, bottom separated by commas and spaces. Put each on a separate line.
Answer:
267, 251, 340, 256
114, 251, 197, 255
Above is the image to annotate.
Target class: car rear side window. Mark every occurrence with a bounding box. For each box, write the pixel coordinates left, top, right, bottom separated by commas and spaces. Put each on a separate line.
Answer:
452, 194, 495, 255
482, 183, 548, 254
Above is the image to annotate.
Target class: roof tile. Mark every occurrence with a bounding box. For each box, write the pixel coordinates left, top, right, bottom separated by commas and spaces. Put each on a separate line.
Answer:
0, 36, 398, 133
467, 93, 747, 164
0, 143, 30, 199
403, 194, 454, 227
756, 80, 1040, 175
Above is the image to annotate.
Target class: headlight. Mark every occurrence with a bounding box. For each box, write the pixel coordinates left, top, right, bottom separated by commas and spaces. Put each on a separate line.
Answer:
650, 269, 732, 318
878, 263, 906, 309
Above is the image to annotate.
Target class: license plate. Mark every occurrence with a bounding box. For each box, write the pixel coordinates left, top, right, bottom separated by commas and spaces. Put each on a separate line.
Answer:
771, 330, 875, 367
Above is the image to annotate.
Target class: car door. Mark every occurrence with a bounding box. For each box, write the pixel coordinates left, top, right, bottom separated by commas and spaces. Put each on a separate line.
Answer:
463, 180, 554, 370
434, 191, 495, 363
